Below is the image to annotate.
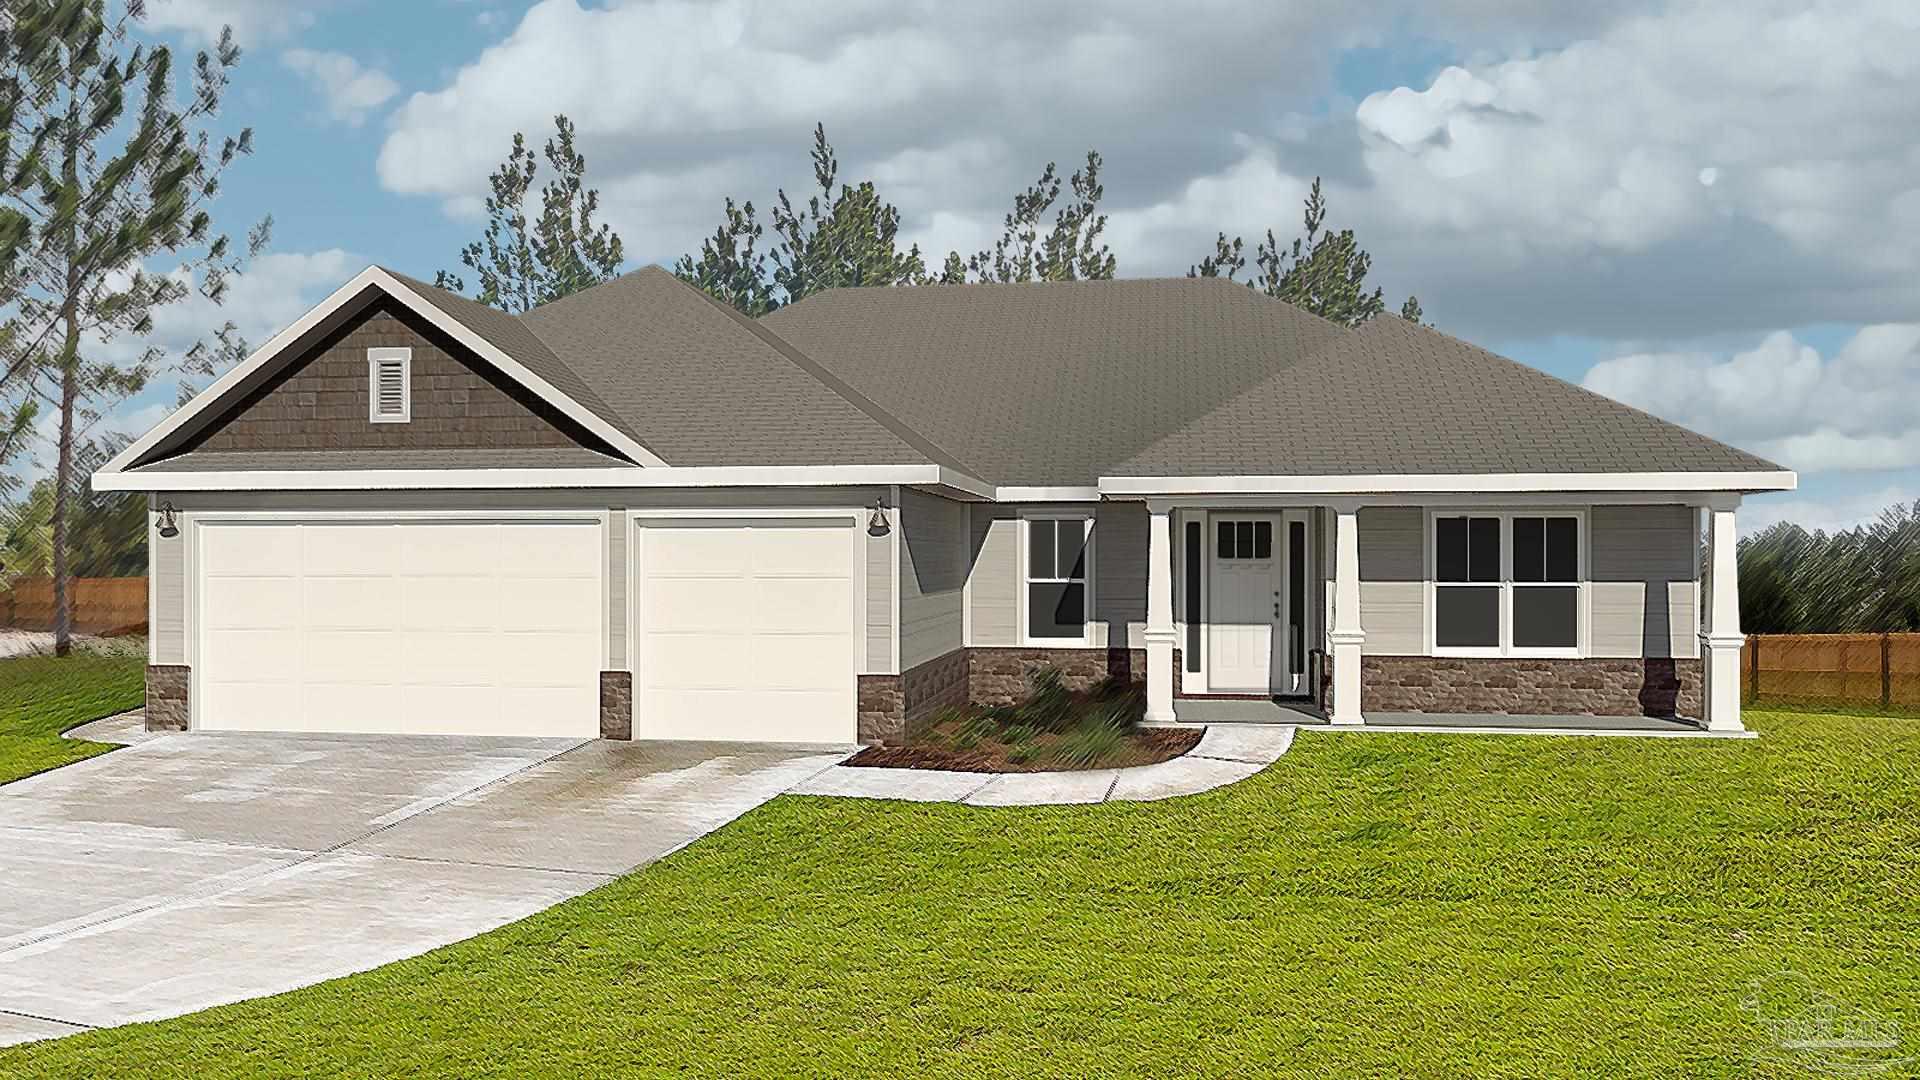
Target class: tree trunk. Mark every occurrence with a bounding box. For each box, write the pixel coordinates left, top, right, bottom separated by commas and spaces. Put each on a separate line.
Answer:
51, 317, 77, 657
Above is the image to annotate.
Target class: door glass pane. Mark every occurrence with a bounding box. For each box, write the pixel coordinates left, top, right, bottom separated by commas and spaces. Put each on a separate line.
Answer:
1514, 585, 1578, 647
1288, 521, 1306, 670
1218, 522, 1234, 559
1513, 516, 1545, 582
1062, 521, 1088, 580
1468, 517, 1502, 582
1028, 582, 1086, 639
1436, 586, 1500, 647
1030, 519, 1056, 579
1235, 521, 1254, 559
1546, 518, 1578, 582
1184, 521, 1202, 672
1437, 517, 1468, 582
1254, 521, 1272, 560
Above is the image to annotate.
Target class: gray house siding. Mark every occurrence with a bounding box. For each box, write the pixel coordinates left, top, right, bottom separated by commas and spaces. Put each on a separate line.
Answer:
1358, 507, 1425, 655
1094, 501, 1148, 650
1590, 504, 1699, 659
966, 506, 1020, 646
899, 488, 966, 670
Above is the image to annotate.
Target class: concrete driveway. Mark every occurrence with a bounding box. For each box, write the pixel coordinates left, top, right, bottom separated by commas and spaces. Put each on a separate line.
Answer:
0, 716, 847, 1046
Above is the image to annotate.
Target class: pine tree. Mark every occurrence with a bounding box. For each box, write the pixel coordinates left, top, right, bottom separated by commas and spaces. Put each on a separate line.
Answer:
437, 114, 624, 312
952, 151, 1115, 283
1, 0, 264, 654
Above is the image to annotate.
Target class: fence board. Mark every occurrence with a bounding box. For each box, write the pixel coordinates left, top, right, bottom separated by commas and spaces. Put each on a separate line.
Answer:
1744, 633, 1920, 709
0, 577, 148, 635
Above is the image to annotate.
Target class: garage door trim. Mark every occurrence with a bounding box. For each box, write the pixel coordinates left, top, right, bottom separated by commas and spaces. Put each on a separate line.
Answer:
186, 508, 609, 733
627, 509, 866, 743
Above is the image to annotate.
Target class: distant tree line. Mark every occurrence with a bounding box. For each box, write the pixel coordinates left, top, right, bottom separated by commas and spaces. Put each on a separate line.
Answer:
440, 118, 1425, 327
1740, 502, 1920, 633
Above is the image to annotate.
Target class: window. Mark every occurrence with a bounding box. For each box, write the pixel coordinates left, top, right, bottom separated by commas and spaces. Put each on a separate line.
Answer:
1217, 520, 1272, 560
1433, 513, 1583, 655
1026, 517, 1090, 643
367, 348, 411, 423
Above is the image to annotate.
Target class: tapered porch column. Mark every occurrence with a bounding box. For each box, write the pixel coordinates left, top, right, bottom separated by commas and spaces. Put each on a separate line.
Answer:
1144, 499, 1177, 724
1328, 501, 1365, 725
1700, 497, 1745, 732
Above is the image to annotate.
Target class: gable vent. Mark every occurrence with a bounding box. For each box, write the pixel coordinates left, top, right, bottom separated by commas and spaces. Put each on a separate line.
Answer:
367, 348, 411, 423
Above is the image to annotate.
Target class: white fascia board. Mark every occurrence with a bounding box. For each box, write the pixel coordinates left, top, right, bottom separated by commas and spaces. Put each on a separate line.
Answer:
996, 485, 1103, 502
1097, 471, 1798, 497
93, 265, 668, 485
96, 463, 978, 493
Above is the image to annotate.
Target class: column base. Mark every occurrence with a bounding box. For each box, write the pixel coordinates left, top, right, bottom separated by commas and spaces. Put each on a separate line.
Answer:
1701, 634, 1746, 733
1144, 632, 1177, 724
1328, 635, 1365, 725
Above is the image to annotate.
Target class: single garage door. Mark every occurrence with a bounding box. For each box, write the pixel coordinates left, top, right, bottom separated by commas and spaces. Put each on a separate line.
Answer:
635, 518, 857, 743
196, 519, 602, 737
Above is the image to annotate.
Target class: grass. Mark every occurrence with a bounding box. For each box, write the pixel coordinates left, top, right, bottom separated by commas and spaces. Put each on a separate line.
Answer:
0, 646, 147, 785
5, 708, 1919, 1076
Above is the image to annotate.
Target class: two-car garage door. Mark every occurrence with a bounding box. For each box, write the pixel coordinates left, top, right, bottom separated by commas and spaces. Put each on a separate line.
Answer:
192, 515, 859, 743
196, 519, 604, 737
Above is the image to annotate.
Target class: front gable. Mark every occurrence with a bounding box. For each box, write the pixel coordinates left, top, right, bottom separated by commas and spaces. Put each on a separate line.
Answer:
175, 298, 618, 458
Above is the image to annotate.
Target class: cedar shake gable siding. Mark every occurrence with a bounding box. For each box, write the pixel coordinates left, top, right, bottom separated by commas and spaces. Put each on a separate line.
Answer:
177, 300, 622, 457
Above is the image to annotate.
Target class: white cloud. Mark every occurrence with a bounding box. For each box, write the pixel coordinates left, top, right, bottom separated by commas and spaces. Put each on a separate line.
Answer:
141, 0, 329, 46
1581, 323, 1920, 475
283, 49, 400, 127
1742, 484, 1920, 536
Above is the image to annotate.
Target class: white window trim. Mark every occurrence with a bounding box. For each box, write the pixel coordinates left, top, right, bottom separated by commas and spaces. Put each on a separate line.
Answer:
1425, 508, 1589, 660
367, 347, 411, 424
1018, 512, 1095, 647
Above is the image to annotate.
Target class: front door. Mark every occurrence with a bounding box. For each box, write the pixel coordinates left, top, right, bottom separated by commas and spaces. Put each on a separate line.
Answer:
1206, 512, 1312, 696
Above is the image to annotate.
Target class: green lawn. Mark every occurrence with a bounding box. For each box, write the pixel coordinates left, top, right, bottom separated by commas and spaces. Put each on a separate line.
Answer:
0, 649, 146, 785
6, 710, 1919, 1077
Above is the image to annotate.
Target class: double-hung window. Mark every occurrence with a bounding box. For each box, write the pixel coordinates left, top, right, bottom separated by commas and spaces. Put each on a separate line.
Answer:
1025, 516, 1091, 644
1433, 512, 1582, 656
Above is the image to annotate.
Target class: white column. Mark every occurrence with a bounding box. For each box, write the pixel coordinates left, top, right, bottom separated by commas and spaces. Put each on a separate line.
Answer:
1328, 502, 1365, 725
1144, 499, 1177, 724
1700, 498, 1745, 732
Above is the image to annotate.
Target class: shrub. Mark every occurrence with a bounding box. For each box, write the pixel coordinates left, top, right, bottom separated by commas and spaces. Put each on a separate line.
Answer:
1013, 665, 1076, 733
1049, 714, 1129, 769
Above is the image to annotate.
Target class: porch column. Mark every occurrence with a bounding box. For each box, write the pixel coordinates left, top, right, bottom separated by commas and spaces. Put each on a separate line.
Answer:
1328, 501, 1365, 725
1144, 499, 1177, 724
1700, 497, 1745, 732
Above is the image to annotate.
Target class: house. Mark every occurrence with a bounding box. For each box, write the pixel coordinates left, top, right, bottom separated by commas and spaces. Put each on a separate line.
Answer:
94, 266, 1793, 743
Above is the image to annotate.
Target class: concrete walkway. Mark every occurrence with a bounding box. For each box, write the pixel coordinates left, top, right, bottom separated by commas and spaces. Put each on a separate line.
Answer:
1, 721, 846, 1046
789, 725, 1294, 806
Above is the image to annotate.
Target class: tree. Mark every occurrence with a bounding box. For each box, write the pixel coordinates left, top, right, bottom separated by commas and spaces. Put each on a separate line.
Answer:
1738, 502, 1920, 633
675, 124, 924, 313
1192, 177, 1421, 328
0, 435, 143, 586
436, 114, 624, 313
1, 0, 264, 655
949, 151, 1116, 283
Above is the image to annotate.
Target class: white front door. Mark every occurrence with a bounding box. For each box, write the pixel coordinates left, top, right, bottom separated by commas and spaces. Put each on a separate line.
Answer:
1206, 512, 1313, 696
1207, 515, 1282, 693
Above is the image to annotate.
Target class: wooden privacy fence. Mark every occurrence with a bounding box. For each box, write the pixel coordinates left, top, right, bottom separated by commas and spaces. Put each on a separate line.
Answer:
0, 577, 148, 635
1743, 633, 1920, 710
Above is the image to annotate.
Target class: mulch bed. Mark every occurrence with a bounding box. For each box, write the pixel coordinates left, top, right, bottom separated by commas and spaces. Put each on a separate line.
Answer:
844, 727, 1202, 773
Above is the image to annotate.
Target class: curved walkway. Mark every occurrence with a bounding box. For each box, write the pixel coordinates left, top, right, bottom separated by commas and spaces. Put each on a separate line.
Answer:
790, 725, 1294, 806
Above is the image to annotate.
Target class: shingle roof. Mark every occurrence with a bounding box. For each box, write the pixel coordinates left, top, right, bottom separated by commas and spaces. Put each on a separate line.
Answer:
761, 277, 1352, 485
517, 267, 943, 468
1110, 313, 1782, 477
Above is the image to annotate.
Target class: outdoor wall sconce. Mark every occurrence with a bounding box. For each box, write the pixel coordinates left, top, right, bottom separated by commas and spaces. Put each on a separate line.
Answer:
157, 502, 180, 539
867, 496, 891, 537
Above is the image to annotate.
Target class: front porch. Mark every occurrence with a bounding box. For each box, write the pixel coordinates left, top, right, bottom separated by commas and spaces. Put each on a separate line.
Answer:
1128, 488, 1751, 734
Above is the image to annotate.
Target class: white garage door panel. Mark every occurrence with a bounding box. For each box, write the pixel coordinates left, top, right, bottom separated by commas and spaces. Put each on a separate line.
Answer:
637, 519, 857, 744
196, 520, 601, 737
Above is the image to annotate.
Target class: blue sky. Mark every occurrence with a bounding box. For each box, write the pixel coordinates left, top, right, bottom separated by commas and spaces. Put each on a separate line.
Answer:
86, 0, 1920, 534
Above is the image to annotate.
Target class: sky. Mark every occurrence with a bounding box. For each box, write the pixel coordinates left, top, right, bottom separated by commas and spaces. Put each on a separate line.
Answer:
61, 0, 1920, 534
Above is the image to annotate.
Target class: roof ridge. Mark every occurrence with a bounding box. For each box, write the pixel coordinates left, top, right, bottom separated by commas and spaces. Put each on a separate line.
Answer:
666, 275, 987, 478
1364, 316, 1783, 471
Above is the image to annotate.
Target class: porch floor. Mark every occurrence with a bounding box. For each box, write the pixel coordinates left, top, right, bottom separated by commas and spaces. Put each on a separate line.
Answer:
1163, 699, 1747, 738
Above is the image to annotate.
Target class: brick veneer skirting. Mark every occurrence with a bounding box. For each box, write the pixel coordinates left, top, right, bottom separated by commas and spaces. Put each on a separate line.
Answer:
1360, 655, 1704, 718
857, 674, 905, 745
599, 670, 633, 740
966, 646, 1147, 707
146, 664, 190, 732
